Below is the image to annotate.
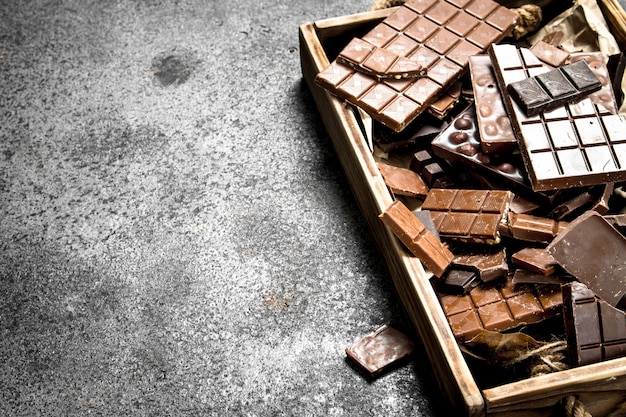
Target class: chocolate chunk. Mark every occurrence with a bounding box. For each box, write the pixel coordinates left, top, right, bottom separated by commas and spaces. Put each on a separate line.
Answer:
547, 211, 626, 309
377, 162, 429, 198
436, 276, 563, 342
529, 40, 570, 67
511, 268, 570, 286
488, 44, 626, 191
421, 188, 514, 244
345, 324, 415, 377
511, 248, 557, 276
315, 0, 517, 132
547, 189, 594, 220
379, 200, 454, 278
440, 268, 481, 295
452, 247, 509, 282
506, 59, 602, 116
469, 55, 517, 154
499, 212, 569, 243
428, 80, 462, 119
337, 38, 426, 80
562, 282, 626, 367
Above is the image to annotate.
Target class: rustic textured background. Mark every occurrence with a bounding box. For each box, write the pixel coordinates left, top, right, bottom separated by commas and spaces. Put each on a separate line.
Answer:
0, 1, 449, 415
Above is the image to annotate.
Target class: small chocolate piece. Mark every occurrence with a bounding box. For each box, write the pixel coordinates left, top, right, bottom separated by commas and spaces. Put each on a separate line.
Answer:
379, 200, 454, 278
441, 268, 481, 295
562, 282, 626, 367
547, 211, 626, 309
529, 40, 570, 67
337, 38, 426, 79
409, 148, 455, 188
590, 182, 614, 215
377, 162, 429, 198
488, 44, 626, 191
511, 268, 570, 286
428, 80, 462, 119
511, 248, 557, 276
315, 0, 518, 131
345, 324, 415, 377
437, 276, 563, 342
421, 188, 514, 244
547, 189, 594, 220
452, 247, 508, 282
499, 212, 569, 243
506, 60, 602, 117
469, 55, 517, 154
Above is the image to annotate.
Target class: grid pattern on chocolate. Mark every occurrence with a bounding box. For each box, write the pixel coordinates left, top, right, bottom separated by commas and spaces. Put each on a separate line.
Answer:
437, 278, 563, 342
315, 0, 517, 132
421, 188, 513, 243
562, 282, 626, 366
489, 44, 626, 191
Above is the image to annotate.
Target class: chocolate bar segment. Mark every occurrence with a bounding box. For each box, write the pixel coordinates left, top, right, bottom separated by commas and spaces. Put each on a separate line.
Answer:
379, 200, 454, 277
507, 60, 602, 116
562, 282, 626, 367
421, 188, 513, 243
499, 212, 569, 243
488, 43, 626, 191
452, 247, 508, 282
437, 276, 563, 342
547, 210, 626, 309
337, 38, 426, 80
511, 248, 557, 276
315, 0, 517, 132
469, 55, 517, 154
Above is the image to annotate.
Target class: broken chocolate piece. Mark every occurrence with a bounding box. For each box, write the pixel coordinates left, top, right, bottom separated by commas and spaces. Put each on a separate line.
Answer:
499, 212, 569, 244
562, 282, 626, 367
421, 188, 513, 244
345, 324, 415, 377
337, 38, 426, 79
529, 40, 570, 67
441, 268, 481, 294
511, 247, 557, 276
452, 247, 508, 282
379, 200, 454, 277
547, 210, 626, 309
377, 162, 429, 198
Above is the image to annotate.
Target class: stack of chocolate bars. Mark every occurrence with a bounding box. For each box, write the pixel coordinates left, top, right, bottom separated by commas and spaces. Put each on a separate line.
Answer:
315, 0, 626, 371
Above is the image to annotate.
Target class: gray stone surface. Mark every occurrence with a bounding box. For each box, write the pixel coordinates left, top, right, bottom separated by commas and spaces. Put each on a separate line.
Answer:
0, 1, 449, 416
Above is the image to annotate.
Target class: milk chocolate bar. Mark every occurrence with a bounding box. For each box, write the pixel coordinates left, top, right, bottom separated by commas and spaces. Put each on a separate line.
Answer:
421, 188, 513, 244
379, 200, 453, 277
562, 282, 626, 367
506, 59, 602, 116
377, 162, 429, 198
345, 324, 415, 376
469, 55, 517, 153
315, 0, 517, 132
437, 276, 563, 342
488, 44, 626, 191
547, 211, 626, 309
337, 38, 426, 79
499, 212, 569, 243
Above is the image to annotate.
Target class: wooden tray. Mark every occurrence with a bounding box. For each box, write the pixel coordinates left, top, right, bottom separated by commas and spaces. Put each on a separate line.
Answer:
299, 2, 626, 416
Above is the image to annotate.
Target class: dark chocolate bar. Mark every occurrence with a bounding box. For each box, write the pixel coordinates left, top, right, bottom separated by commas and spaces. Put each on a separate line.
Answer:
506, 59, 602, 116
437, 276, 563, 342
379, 200, 454, 277
489, 43, 626, 191
421, 188, 513, 244
562, 282, 626, 367
547, 210, 626, 309
315, 0, 517, 132
345, 324, 415, 376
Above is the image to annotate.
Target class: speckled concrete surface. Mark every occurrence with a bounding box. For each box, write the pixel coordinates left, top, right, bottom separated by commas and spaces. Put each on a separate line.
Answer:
0, 1, 451, 416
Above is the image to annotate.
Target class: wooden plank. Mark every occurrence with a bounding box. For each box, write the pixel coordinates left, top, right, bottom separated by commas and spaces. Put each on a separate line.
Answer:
299, 20, 485, 417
